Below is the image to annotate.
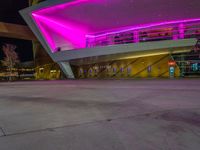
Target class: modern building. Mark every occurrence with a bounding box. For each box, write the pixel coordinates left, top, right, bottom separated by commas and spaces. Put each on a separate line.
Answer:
20, 0, 200, 79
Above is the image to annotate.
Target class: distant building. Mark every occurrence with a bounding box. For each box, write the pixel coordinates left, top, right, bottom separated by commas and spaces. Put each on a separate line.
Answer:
21, 0, 200, 79
0, 61, 35, 80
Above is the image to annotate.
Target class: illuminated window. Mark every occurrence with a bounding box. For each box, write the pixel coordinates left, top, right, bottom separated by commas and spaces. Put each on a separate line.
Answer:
113, 68, 117, 73
50, 70, 57, 73
147, 66, 151, 73
89, 69, 92, 75
79, 69, 83, 74
127, 67, 131, 74
39, 68, 44, 73
191, 63, 198, 71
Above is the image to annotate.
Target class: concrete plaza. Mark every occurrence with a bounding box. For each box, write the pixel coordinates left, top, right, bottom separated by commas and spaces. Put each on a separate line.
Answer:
0, 79, 200, 150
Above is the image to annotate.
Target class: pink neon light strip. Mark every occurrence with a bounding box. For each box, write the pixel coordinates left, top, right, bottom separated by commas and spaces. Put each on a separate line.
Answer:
86, 18, 200, 38
32, 14, 57, 51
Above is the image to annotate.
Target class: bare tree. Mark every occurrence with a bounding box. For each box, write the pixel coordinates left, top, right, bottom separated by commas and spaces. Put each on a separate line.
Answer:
1, 44, 20, 81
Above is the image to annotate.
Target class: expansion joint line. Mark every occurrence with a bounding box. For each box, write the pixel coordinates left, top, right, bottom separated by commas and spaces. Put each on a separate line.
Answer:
0, 127, 6, 137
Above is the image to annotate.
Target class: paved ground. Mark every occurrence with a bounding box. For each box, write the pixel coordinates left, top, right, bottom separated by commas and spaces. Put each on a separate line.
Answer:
0, 79, 200, 150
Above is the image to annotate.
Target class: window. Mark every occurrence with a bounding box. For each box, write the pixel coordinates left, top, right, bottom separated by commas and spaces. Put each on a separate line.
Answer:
127, 67, 131, 74
120, 67, 124, 72
113, 68, 117, 73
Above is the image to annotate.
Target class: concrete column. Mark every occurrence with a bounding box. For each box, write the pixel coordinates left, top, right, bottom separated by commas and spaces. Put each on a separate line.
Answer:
58, 62, 75, 79
172, 27, 178, 40
179, 23, 185, 39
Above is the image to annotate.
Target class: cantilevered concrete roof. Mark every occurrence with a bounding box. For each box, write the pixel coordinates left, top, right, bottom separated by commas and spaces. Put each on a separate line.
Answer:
20, 0, 200, 53
32, 0, 200, 34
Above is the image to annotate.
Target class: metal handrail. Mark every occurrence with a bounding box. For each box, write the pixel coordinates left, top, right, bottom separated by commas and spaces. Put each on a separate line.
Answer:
86, 22, 200, 48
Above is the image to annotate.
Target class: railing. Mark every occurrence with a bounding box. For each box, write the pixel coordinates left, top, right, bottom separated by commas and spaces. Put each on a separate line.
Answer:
86, 21, 200, 48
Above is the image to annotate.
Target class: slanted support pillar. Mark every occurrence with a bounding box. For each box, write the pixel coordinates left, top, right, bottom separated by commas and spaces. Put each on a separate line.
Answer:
58, 62, 75, 79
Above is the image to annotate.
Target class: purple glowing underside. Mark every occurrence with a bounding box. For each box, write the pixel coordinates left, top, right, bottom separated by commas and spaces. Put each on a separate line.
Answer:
31, 0, 200, 52
32, 13, 87, 52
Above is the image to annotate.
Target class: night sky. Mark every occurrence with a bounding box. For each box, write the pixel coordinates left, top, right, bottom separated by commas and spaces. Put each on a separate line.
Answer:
0, 0, 33, 62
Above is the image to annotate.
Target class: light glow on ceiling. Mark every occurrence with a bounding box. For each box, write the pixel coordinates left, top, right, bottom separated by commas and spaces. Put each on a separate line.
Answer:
31, 0, 200, 52
32, 13, 87, 52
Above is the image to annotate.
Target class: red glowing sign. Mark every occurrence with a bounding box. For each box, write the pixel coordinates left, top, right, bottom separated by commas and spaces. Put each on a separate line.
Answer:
168, 60, 176, 66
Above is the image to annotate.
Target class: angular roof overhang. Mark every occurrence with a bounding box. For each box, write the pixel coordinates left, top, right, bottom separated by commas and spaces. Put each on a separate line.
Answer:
20, 0, 200, 54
